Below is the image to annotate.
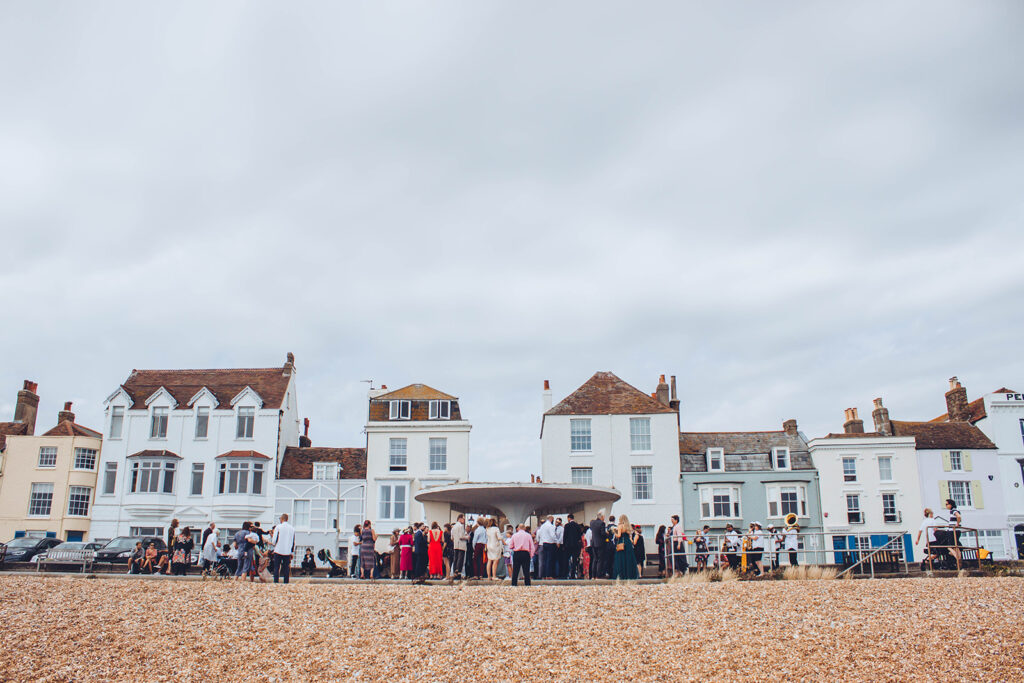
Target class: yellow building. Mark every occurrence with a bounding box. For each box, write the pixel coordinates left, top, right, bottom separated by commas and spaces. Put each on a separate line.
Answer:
0, 385, 103, 543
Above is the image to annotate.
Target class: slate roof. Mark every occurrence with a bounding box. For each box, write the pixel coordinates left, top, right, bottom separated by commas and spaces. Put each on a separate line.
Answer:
40, 420, 102, 438
929, 388, 1017, 424
280, 447, 367, 479
545, 372, 675, 416
118, 364, 292, 410
376, 384, 456, 401
679, 430, 813, 473
890, 420, 996, 450
0, 422, 28, 451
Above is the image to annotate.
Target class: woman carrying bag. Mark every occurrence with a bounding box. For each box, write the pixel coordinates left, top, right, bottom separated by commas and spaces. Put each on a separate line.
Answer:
612, 514, 639, 580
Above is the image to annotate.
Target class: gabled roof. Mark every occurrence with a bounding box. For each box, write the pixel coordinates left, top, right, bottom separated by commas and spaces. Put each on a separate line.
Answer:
929, 388, 1017, 424
216, 450, 273, 460
127, 449, 181, 459
375, 384, 456, 401
545, 372, 675, 417
890, 420, 996, 450
0, 422, 28, 451
280, 447, 367, 479
118, 364, 292, 410
40, 420, 102, 438
679, 430, 813, 472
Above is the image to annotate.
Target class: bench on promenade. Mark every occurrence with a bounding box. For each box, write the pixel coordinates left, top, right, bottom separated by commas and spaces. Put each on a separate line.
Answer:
36, 549, 95, 573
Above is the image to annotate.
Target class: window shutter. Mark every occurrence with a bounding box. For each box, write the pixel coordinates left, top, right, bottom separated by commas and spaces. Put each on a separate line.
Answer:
938, 480, 949, 503
971, 481, 984, 509
941, 451, 951, 472
963, 451, 972, 472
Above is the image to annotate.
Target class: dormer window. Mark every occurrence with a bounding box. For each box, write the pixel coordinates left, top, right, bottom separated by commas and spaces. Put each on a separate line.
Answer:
195, 406, 210, 439
389, 400, 411, 420
236, 406, 255, 439
110, 406, 124, 439
313, 462, 340, 480
707, 448, 724, 472
772, 447, 790, 471
150, 407, 168, 439
429, 400, 451, 420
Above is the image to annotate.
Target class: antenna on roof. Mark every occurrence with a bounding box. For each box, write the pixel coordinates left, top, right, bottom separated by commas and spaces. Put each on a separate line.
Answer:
361, 379, 375, 390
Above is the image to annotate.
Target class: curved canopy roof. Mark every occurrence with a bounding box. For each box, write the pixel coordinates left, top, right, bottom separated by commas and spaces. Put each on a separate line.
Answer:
414, 482, 620, 524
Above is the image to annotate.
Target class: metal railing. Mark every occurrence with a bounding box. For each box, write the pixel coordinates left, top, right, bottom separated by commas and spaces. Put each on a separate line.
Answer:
835, 533, 909, 579
662, 530, 914, 575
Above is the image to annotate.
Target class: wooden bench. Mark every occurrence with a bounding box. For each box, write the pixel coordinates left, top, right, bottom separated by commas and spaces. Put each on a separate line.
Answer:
36, 548, 95, 573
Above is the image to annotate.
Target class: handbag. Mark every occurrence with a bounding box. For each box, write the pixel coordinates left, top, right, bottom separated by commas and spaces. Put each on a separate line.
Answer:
616, 542, 625, 552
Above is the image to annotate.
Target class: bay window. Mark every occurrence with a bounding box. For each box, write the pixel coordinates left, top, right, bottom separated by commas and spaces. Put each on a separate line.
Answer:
217, 460, 265, 495
699, 485, 741, 519
130, 459, 176, 494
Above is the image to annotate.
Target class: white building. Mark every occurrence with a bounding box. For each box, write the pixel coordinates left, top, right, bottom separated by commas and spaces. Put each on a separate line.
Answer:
809, 406, 922, 558
364, 384, 470, 541
929, 379, 1024, 557
540, 372, 681, 529
274, 434, 366, 564
89, 354, 301, 542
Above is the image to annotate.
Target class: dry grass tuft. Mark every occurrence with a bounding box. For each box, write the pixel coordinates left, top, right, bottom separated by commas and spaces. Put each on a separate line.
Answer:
666, 571, 712, 585
783, 565, 838, 581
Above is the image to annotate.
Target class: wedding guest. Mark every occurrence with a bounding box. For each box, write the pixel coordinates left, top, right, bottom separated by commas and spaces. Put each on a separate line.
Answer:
450, 514, 467, 579
349, 525, 362, 577
486, 519, 503, 580
389, 529, 401, 578
427, 521, 444, 579
300, 548, 316, 576
360, 520, 378, 579
472, 519, 488, 578
612, 515, 639, 580
399, 527, 414, 579
632, 525, 646, 578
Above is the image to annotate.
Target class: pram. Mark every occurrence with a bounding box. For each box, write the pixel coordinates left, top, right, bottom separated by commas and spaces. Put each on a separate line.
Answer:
318, 548, 348, 578
201, 555, 232, 579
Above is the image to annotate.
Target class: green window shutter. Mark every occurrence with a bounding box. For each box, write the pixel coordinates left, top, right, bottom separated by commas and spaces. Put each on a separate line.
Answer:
941, 451, 951, 472
971, 481, 984, 509
939, 480, 950, 503
963, 451, 972, 472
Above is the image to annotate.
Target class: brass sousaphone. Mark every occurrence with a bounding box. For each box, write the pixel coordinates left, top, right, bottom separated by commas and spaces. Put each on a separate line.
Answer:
784, 512, 798, 528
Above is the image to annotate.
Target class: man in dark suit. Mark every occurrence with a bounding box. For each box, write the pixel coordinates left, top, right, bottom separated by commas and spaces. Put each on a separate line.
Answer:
562, 513, 584, 579
589, 512, 606, 580
412, 522, 428, 582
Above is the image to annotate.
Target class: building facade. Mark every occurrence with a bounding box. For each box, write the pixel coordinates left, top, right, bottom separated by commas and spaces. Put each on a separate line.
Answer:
89, 354, 301, 542
930, 379, 1024, 557
680, 420, 825, 557
0, 386, 103, 542
275, 437, 367, 565
808, 405, 921, 561
364, 384, 471, 541
541, 373, 681, 530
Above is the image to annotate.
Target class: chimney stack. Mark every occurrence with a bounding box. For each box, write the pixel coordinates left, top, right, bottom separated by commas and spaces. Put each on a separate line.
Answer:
14, 380, 39, 436
843, 407, 864, 434
299, 417, 312, 447
57, 401, 75, 424
655, 374, 670, 407
945, 376, 970, 422
782, 419, 798, 436
542, 380, 552, 412
283, 352, 295, 375
871, 398, 892, 436
669, 375, 681, 416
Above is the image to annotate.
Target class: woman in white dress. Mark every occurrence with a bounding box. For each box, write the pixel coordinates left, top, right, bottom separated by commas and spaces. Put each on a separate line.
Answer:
485, 518, 503, 580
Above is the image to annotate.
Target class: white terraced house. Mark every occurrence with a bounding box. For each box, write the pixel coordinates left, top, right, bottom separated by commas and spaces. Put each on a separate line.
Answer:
89, 354, 301, 543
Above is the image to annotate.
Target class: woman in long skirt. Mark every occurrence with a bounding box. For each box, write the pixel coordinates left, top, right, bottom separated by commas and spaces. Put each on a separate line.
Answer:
427, 522, 444, 578
399, 528, 413, 579
612, 514, 639, 580
360, 520, 377, 579
388, 530, 401, 578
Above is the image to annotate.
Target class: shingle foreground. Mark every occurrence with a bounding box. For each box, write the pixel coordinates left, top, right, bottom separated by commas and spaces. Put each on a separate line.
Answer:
0, 576, 1022, 681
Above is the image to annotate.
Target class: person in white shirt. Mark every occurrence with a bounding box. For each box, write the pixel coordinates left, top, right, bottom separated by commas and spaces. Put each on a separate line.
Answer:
669, 515, 688, 575
747, 522, 765, 576
349, 525, 362, 577
450, 515, 467, 578
724, 524, 741, 570
554, 518, 566, 578
271, 513, 296, 584
916, 507, 941, 571
201, 528, 220, 576
783, 522, 800, 566
537, 516, 558, 579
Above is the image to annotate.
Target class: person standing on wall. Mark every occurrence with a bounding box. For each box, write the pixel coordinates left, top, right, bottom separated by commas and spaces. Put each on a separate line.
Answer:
271, 513, 296, 584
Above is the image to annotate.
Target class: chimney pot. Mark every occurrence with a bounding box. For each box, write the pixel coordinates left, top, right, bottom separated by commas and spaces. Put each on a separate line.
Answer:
543, 380, 550, 390
871, 397, 892, 436
655, 375, 670, 407
659, 374, 666, 383
843, 407, 864, 434
64, 401, 72, 411
14, 380, 40, 435
948, 376, 958, 390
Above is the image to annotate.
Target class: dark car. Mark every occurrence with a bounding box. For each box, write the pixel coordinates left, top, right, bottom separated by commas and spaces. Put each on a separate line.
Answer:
94, 536, 166, 563
2, 537, 63, 562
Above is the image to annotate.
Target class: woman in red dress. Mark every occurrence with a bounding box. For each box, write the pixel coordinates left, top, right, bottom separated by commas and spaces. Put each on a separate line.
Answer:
427, 521, 444, 578
399, 527, 414, 579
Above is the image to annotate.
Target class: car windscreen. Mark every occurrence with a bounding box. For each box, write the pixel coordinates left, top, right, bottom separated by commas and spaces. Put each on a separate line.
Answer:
51, 543, 87, 551
100, 538, 137, 551
4, 538, 39, 548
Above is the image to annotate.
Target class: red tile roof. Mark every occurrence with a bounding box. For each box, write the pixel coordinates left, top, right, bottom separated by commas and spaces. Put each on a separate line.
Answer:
216, 450, 273, 460
376, 384, 456, 401
40, 420, 102, 438
119, 363, 292, 410
545, 372, 676, 416
0, 422, 28, 451
280, 447, 367, 479
890, 420, 996, 450
127, 449, 182, 459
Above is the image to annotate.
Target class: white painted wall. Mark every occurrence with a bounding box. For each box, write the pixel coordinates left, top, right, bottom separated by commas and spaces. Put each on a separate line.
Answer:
972, 391, 1024, 528
90, 378, 297, 541
541, 412, 680, 528
274, 478, 365, 562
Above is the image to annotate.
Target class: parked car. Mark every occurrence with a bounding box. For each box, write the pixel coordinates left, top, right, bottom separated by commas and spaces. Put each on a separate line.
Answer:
94, 536, 166, 563
33, 541, 99, 563
2, 537, 63, 562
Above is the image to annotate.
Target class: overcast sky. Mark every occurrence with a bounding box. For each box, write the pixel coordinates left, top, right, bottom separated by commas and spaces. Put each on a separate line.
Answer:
2, 2, 1023, 480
